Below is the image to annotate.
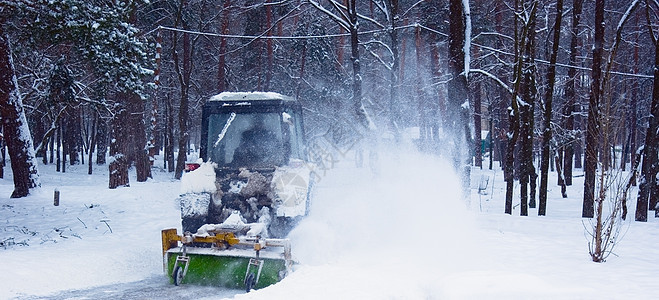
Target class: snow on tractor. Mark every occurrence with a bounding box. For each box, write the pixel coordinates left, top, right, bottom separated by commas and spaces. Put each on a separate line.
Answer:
162, 92, 312, 291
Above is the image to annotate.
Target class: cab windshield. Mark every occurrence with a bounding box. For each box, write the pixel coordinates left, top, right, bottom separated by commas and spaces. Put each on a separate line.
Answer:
206, 112, 285, 168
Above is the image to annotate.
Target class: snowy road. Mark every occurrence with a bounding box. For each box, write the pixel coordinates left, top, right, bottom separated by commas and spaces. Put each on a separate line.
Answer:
23, 276, 242, 300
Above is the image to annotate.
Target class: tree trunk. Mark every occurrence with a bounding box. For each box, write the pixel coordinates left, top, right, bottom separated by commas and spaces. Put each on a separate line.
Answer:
62, 120, 66, 173
650, 39, 659, 217
504, 101, 519, 215
473, 50, 482, 169
49, 131, 54, 164
415, 26, 427, 149
629, 32, 639, 185
520, 2, 538, 214
539, 0, 564, 216
88, 114, 96, 175
430, 37, 446, 150
636, 27, 659, 221
348, 0, 369, 130
0, 30, 40, 198
448, 0, 471, 197
217, 0, 230, 92
149, 29, 163, 163
265, 2, 273, 91
128, 92, 151, 182
563, 0, 583, 186
56, 124, 61, 172
583, 0, 605, 218
554, 150, 567, 198
96, 119, 107, 165
172, 5, 192, 179
165, 93, 175, 172
65, 107, 81, 165
388, 0, 401, 134
109, 103, 129, 189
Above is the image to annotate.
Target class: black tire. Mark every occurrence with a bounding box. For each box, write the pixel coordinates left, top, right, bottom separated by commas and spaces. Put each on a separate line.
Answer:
244, 273, 256, 292
173, 266, 184, 286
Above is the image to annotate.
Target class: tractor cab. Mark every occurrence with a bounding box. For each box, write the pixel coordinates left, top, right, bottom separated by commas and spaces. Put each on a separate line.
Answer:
200, 92, 305, 171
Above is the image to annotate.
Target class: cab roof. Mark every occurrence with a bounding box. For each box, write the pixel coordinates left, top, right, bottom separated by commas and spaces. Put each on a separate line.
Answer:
209, 92, 294, 102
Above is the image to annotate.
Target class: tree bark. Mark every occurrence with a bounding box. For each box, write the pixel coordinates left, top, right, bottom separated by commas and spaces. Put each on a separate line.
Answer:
0, 30, 40, 198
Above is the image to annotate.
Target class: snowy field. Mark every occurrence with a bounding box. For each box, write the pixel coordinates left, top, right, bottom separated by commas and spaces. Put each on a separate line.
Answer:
1, 149, 658, 299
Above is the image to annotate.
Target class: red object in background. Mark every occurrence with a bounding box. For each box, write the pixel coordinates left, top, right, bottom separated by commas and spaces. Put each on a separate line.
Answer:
184, 163, 201, 172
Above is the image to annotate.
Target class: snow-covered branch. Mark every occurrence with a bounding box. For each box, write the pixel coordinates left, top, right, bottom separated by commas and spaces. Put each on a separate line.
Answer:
308, 0, 351, 31
463, 0, 471, 80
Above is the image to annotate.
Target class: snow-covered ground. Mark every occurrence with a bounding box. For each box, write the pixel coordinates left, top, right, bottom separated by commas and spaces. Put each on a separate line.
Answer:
1, 149, 657, 299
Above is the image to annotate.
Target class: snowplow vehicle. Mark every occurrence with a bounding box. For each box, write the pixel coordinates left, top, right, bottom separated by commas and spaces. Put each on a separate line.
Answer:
162, 92, 312, 291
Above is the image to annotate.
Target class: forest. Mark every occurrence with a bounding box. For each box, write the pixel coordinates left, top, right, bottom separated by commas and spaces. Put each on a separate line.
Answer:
0, 0, 658, 232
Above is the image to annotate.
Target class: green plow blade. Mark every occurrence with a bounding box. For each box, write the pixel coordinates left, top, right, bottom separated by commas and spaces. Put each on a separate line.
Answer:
166, 250, 287, 289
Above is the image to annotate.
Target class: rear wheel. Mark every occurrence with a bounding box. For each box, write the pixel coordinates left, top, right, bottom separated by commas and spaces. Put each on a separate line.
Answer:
173, 266, 184, 286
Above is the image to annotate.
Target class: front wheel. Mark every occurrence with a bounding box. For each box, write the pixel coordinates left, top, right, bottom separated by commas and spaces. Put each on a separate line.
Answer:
244, 273, 255, 292
173, 266, 184, 286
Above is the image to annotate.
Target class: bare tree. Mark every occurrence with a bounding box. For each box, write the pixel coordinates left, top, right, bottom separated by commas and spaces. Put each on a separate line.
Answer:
518, 0, 538, 216
172, 0, 193, 180
505, 1, 537, 215
562, 0, 584, 186
307, 0, 372, 130
636, 0, 659, 221
588, 0, 641, 262
539, 0, 564, 216
582, 0, 605, 218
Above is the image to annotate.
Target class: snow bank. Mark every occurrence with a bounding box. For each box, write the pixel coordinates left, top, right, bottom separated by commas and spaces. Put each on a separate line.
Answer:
180, 161, 217, 194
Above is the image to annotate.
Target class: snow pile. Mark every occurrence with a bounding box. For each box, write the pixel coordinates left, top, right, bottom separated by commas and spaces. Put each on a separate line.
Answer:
195, 211, 269, 238
240, 150, 484, 299
180, 160, 217, 194
195, 213, 244, 237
